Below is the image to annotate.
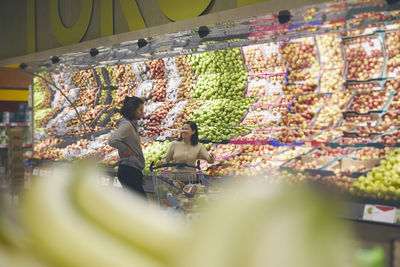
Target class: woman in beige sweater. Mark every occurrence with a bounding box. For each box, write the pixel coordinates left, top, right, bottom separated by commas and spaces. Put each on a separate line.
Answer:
160, 121, 215, 169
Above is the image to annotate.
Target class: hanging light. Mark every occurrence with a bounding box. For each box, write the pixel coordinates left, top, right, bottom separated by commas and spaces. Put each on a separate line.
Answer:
90, 48, 99, 57
198, 26, 210, 38
138, 39, 148, 48
278, 10, 291, 24
51, 56, 60, 64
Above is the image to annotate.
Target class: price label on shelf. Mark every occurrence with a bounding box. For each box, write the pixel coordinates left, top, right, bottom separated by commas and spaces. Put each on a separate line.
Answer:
363, 204, 396, 224
39, 168, 47, 176
32, 167, 40, 176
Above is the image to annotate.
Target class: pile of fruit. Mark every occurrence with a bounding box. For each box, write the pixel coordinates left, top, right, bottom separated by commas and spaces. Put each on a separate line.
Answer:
30, 9, 400, 206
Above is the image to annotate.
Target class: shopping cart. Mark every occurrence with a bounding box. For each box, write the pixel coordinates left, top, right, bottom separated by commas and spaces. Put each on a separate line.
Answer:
150, 161, 207, 213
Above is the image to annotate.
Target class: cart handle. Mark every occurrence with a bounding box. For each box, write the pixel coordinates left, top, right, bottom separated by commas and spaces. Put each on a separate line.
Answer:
150, 160, 201, 172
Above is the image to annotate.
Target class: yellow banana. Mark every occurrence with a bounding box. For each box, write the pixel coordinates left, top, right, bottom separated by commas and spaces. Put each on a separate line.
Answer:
0, 202, 26, 250
72, 163, 188, 264
21, 163, 165, 267
0, 243, 49, 267
177, 184, 356, 267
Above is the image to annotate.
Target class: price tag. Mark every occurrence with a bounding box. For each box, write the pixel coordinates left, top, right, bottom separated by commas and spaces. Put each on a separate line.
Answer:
39, 168, 47, 176
32, 167, 40, 176
363, 204, 396, 224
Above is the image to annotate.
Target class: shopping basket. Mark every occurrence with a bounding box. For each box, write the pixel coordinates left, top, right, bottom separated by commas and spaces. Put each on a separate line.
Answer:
150, 161, 207, 213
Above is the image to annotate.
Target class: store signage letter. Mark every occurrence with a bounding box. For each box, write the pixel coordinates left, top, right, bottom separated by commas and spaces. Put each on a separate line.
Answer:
49, 0, 94, 46
25, 0, 258, 54
157, 0, 213, 21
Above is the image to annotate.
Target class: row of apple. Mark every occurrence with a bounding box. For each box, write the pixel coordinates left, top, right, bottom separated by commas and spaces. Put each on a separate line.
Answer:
30, 132, 388, 181
34, 80, 399, 137
64, 33, 397, 104
33, 29, 400, 140
30, 126, 400, 201
32, 88, 400, 144
35, 57, 400, 137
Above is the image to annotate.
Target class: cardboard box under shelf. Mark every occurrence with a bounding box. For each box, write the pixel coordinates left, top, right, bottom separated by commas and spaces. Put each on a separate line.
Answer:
7, 170, 24, 180
325, 157, 380, 175
8, 153, 23, 163
300, 155, 336, 168
8, 163, 24, 172
8, 139, 23, 150
7, 128, 22, 139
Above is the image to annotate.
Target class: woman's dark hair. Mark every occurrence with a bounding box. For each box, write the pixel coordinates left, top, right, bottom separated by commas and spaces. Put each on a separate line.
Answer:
180, 121, 199, 146
120, 96, 144, 120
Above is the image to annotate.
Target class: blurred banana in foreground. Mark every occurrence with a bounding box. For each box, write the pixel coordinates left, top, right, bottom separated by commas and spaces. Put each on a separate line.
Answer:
8, 162, 368, 267
21, 163, 172, 267
177, 184, 357, 267
0, 244, 48, 267
73, 164, 188, 264
0, 198, 49, 267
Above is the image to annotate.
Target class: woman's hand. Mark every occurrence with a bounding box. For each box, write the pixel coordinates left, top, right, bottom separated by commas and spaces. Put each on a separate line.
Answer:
156, 160, 165, 167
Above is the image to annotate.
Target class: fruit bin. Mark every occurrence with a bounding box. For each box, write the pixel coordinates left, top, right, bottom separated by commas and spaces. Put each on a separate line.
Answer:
267, 127, 319, 146
241, 44, 268, 75
286, 65, 321, 85
240, 109, 270, 127
323, 156, 381, 178
245, 75, 267, 98
379, 111, 400, 127
263, 107, 286, 127
316, 33, 345, 70
346, 11, 390, 29
375, 129, 400, 147
161, 101, 187, 128
88, 105, 109, 127
282, 83, 318, 95
384, 30, 400, 78
347, 147, 395, 161
386, 91, 400, 111
260, 42, 286, 74
344, 125, 395, 137
279, 154, 335, 177
72, 69, 97, 90
344, 90, 391, 114
328, 135, 383, 148
254, 94, 281, 108
338, 113, 382, 127
343, 35, 385, 81
319, 68, 345, 93
265, 73, 286, 95
279, 36, 319, 70
345, 80, 384, 92
250, 23, 291, 40
384, 78, 400, 93
203, 153, 258, 178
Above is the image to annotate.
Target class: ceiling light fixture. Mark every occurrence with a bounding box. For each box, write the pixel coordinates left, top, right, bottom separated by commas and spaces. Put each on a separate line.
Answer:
51, 56, 60, 64
278, 10, 291, 24
138, 39, 148, 48
198, 26, 210, 38
90, 48, 99, 57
